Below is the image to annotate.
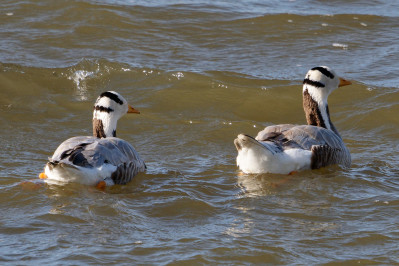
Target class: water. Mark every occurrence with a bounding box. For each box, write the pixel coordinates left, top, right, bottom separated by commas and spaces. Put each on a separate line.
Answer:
1, 0, 399, 264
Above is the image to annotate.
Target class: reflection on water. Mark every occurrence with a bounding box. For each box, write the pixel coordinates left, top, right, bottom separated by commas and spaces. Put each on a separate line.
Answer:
236, 173, 280, 197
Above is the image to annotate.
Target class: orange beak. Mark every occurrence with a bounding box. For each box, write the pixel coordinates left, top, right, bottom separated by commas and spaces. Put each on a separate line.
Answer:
339, 77, 352, 87
127, 104, 140, 114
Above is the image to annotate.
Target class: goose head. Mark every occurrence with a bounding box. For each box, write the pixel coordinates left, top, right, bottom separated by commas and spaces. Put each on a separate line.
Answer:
303, 66, 351, 104
302, 66, 351, 133
92, 91, 140, 138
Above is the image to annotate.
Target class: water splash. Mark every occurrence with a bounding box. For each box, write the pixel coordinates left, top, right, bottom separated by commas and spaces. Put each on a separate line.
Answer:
171, 72, 184, 80
68, 70, 95, 101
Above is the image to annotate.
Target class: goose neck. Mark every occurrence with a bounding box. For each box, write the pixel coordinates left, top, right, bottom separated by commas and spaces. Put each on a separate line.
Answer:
303, 88, 340, 137
92, 112, 118, 138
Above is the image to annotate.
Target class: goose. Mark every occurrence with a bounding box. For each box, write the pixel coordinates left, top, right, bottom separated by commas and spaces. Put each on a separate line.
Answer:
40, 91, 146, 186
234, 66, 352, 174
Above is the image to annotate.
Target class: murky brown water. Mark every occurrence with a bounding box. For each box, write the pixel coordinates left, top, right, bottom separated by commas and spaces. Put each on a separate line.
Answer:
1, 0, 399, 264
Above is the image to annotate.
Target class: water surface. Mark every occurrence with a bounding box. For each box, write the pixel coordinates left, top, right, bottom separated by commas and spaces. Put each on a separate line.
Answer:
1, 0, 399, 264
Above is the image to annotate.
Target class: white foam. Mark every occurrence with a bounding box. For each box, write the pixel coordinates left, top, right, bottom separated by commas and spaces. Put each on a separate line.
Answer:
172, 72, 184, 80
69, 70, 94, 85
143, 69, 154, 75
332, 43, 348, 50
68, 70, 95, 100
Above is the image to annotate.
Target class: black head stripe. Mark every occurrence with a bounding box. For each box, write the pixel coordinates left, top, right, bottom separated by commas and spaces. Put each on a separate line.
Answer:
303, 78, 325, 88
100, 91, 123, 105
311, 67, 335, 79
94, 105, 114, 113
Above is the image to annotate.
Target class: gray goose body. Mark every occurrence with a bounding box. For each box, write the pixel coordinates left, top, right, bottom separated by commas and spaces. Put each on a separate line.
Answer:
43, 91, 146, 186
255, 124, 351, 169
234, 66, 352, 174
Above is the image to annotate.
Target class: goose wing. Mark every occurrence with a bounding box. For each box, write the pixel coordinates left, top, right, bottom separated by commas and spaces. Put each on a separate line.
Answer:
255, 124, 351, 168
50, 136, 146, 184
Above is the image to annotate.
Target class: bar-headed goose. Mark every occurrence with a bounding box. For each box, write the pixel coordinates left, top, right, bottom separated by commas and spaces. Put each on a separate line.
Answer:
234, 66, 352, 174
41, 91, 146, 186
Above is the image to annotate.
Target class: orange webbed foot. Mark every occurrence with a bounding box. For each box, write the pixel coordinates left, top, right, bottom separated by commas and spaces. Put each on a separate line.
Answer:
39, 172, 47, 179
96, 181, 106, 190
